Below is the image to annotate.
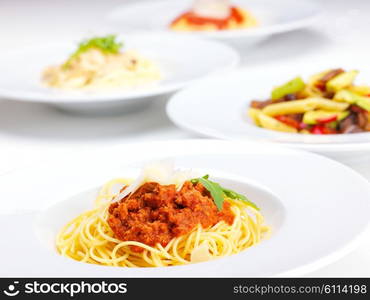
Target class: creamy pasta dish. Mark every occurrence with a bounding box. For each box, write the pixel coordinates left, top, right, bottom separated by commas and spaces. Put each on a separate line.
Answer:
42, 35, 161, 90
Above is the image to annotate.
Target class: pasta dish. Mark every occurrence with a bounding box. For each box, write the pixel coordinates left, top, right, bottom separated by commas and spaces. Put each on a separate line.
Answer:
42, 35, 161, 90
170, 0, 258, 32
56, 163, 270, 267
248, 69, 370, 134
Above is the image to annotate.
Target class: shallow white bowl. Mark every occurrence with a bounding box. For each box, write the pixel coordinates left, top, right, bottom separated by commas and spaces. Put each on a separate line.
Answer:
35, 171, 284, 257
0, 33, 239, 114
106, 0, 321, 47
1, 139, 370, 277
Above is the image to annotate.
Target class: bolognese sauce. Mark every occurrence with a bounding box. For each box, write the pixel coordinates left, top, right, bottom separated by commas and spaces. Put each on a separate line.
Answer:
108, 181, 234, 252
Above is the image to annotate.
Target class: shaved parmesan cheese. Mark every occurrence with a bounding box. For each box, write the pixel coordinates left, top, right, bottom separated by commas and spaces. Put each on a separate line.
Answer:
193, 0, 231, 19
113, 161, 198, 202
190, 242, 212, 263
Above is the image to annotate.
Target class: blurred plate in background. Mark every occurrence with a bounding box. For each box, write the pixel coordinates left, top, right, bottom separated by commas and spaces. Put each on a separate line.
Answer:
106, 0, 321, 47
167, 53, 370, 162
0, 33, 239, 114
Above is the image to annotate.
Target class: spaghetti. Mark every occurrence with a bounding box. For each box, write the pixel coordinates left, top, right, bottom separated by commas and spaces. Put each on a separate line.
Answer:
56, 174, 270, 268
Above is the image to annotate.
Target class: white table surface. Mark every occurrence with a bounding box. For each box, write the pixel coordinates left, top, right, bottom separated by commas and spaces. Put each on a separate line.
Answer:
0, 0, 369, 277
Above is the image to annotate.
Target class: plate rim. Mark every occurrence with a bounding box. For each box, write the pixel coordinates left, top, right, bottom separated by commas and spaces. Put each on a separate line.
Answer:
106, 0, 322, 40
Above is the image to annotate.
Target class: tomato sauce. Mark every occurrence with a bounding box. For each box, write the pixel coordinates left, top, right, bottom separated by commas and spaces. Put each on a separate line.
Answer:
108, 181, 234, 252
171, 6, 245, 30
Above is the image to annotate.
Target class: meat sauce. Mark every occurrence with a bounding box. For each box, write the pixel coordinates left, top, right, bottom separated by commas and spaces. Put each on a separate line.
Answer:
171, 6, 245, 30
108, 181, 234, 252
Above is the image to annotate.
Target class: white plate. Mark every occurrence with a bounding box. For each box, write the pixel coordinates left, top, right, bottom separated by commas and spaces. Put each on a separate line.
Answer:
167, 63, 370, 159
1, 139, 370, 277
107, 0, 321, 46
0, 33, 239, 114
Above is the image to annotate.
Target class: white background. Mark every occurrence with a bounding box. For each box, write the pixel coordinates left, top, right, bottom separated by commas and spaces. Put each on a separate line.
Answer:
0, 0, 369, 276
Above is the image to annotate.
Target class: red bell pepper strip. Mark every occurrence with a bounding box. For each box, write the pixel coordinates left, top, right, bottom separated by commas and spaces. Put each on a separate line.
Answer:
274, 115, 300, 129
310, 125, 337, 134
316, 115, 338, 124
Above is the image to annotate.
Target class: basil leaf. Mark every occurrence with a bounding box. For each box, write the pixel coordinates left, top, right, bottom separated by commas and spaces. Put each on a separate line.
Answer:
197, 178, 224, 211
191, 175, 260, 211
222, 188, 259, 211
64, 35, 123, 68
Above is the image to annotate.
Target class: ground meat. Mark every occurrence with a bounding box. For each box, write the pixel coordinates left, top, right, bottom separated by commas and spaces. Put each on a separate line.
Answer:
108, 181, 234, 252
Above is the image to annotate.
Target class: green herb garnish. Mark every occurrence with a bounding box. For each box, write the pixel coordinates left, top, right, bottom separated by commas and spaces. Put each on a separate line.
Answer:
63, 35, 123, 68
191, 175, 259, 211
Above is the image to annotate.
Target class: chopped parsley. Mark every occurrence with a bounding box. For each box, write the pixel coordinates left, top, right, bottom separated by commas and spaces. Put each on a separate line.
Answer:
64, 35, 123, 68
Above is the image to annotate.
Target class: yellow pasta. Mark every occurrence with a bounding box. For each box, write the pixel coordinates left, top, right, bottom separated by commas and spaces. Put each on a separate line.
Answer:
247, 108, 262, 126
312, 98, 350, 111
257, 112, 298, 133
262, 98, 349, 116
56, 178, 270, 267
349, 85, 370, 96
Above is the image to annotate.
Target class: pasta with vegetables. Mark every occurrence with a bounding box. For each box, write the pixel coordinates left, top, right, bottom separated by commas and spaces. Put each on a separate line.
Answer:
248, 69, 370, 134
